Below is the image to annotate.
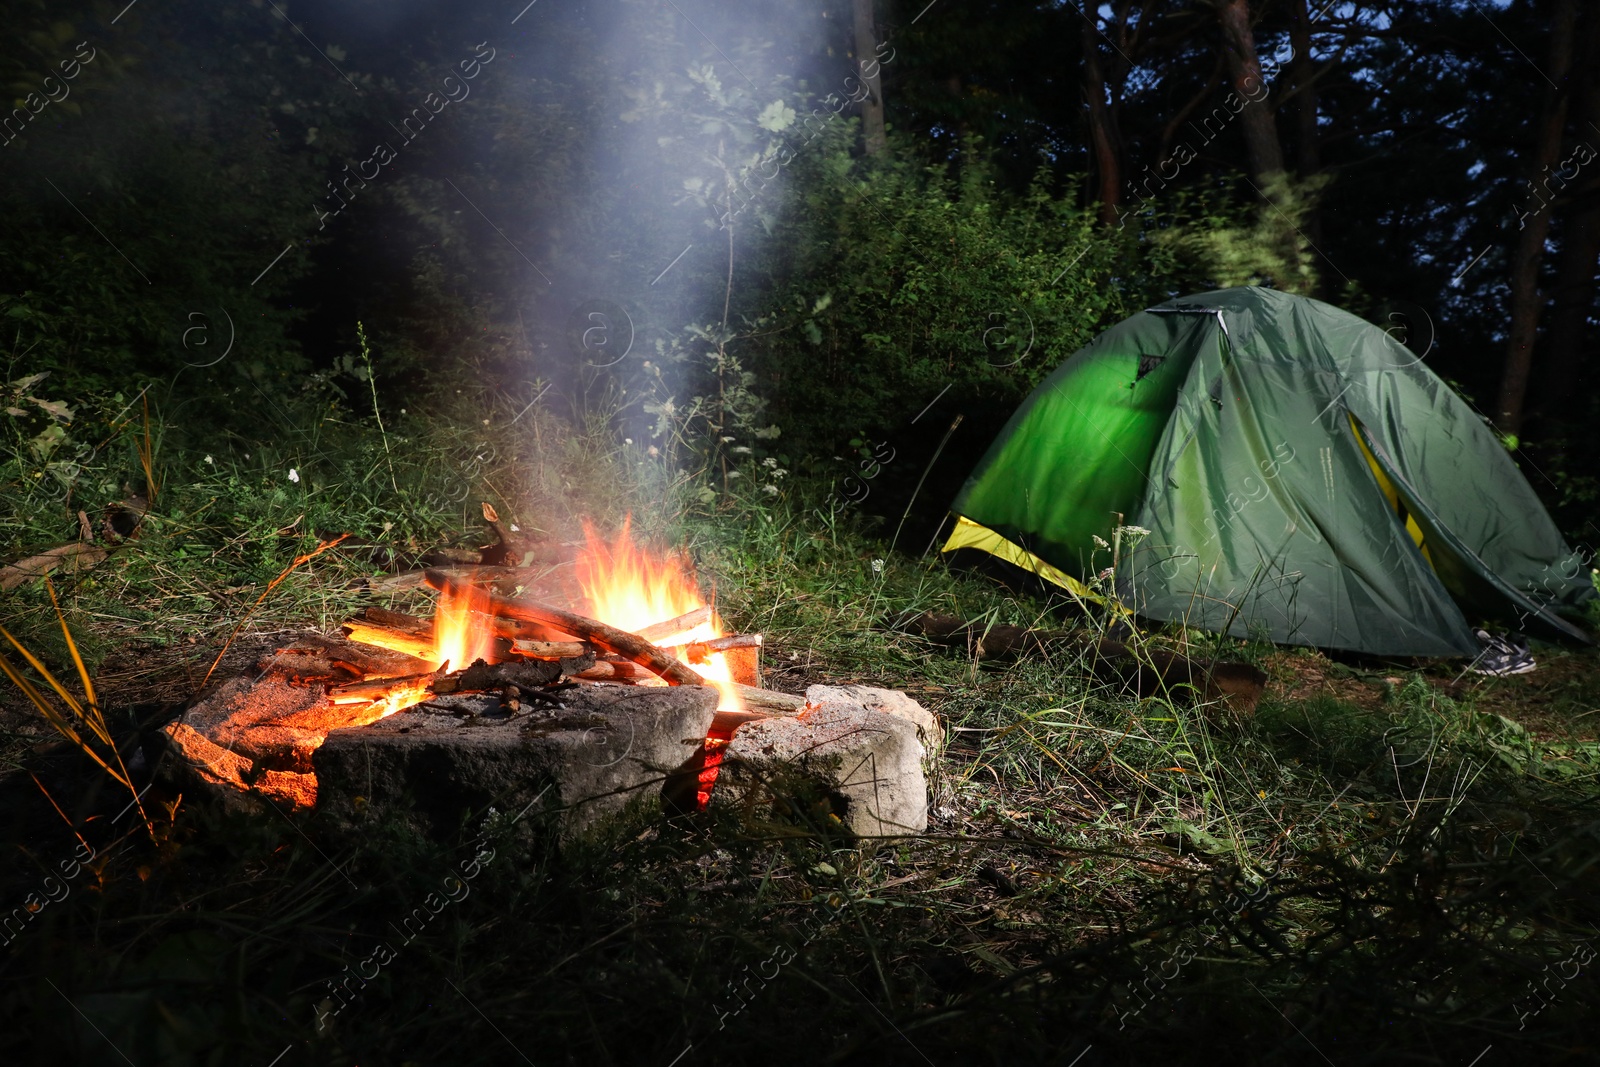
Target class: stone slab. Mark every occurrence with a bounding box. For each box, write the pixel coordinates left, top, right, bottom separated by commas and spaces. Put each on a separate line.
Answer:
714, 698, 928, 838
313, 683, 720, 841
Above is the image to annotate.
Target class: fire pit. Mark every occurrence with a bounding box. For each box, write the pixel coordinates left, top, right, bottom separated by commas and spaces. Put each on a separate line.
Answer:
158, 523, 935, 842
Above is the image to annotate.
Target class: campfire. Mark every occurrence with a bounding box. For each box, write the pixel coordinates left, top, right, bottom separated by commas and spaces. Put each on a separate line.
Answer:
160, 519, 935, 841
325, 519, 757, 809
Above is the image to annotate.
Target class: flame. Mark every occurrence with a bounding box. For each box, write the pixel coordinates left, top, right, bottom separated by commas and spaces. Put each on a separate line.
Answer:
432, 576, 498, 673
577, 518, 744, 712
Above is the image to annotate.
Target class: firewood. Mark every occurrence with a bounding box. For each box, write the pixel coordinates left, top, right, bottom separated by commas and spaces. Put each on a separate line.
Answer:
342, 621, 436, 663
423, 570, 706, 687
363, 605, 431, 635
658, 633, 762, 663
328, 671, 439, 704
572, 660, 652, 682
633, 607, 713, 643
512, 638, 594, 659
454, 658, 565, 692
732, 683, 805, 716
284, 633, 436, 676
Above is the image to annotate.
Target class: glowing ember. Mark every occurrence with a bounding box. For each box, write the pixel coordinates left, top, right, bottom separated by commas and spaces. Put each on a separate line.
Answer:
577, 518, 745, 714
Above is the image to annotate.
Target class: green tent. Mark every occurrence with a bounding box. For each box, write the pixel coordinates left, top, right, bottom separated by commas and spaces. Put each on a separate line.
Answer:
943, 287, 1594, 657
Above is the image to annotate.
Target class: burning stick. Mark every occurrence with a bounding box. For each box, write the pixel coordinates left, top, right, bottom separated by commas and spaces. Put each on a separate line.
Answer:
511, 638, 594, 660
633, 606, 712, 643
657, 633, 762, 664
327, 670, 442, 704
423, 570, 706, 687
342, 622, 436, 662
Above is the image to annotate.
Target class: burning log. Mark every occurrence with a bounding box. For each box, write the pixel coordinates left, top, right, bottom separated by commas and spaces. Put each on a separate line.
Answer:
342, 621, 436, 662
511, 638, 594, 660
344, 605, 577, 663
658, 633, 763, 664
633, 606, 712, 643
424, 570, 706, 687
328, 671, 441, 704
572, 660, 653, 682
362, 605, 432, 635
731, 683, 805, 715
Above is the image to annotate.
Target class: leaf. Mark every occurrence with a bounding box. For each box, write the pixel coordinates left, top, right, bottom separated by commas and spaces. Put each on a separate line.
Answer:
29, 396, 72, 422
756, 101, 796, 133
29, 423, 66, 459
10, 372, 48, 393
1164, 818, 1233, 856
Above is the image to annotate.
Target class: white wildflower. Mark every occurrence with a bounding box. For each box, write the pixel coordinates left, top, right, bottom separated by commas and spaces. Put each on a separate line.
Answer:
288, 468, 300, 483
762, 457, 778, 468
648, 445, 660, 457
1092, 534, 1110, 549
871, 559, 885, 574
762, 484, 780, 496
203, 455, 214, 466
731, 445, 752, 454
624, 438, 633, 445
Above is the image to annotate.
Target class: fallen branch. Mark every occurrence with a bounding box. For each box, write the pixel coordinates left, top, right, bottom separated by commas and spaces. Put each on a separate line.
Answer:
423, 570, 704, 686
906, 612, 1266, 714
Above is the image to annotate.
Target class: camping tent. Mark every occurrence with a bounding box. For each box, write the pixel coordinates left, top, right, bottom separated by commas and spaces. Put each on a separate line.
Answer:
942, 287, 1594, 657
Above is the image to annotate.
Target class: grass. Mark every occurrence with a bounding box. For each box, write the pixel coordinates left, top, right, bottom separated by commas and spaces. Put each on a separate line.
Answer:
0, 384, 1597, 1065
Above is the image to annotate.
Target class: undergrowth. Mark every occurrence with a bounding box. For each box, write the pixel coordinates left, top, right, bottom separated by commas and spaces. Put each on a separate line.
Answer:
0, 388, 1596, 1066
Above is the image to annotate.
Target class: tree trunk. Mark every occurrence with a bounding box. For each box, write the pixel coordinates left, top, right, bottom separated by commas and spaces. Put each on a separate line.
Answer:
852, 0, 887, 157
1215, 0, 1285, 180
1496, 0, 1581, 437
1287, 0, 1323, 260
1082, 2, 1123, 225
1288, 0, 1320, 176
1534, 8, 1600, 420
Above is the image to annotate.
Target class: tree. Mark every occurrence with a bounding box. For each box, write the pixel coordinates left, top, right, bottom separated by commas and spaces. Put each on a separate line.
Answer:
1496, 0, 1580, 436
852, 0, 887, 156
1536, 6, 1600, 420
1214, 0, 1285, 179
1081, 1, 1125, 225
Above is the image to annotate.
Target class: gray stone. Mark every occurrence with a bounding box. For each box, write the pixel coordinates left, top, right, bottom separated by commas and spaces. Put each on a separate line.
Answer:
804, 684, 944, 755
313, 683, 719, 842
714, 700, 928, 837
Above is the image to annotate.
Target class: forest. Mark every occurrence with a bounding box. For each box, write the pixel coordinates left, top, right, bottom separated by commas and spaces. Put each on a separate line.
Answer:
1, 1, 1598, 1064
